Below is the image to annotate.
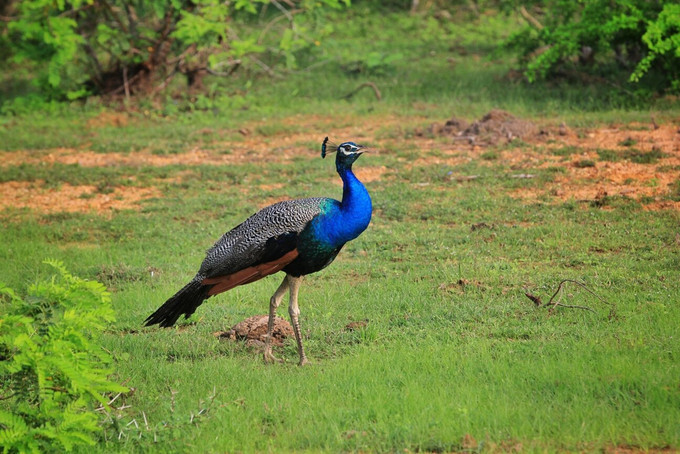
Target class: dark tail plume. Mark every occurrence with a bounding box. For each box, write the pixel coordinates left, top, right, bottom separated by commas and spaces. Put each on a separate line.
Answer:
144, 277, 211, 327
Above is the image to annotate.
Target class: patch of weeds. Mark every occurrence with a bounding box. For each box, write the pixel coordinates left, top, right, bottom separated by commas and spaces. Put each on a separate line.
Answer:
507, 138, 531, 149
255, 123, 302, 137
95, 263, 148, 290
544, 166, 567, 174
618, 137, 637, 147
150, 142, 187, 155
590, 194, 638, 210
0, 163, 131, 187
480, 150, 499, 160
39, 211, 86, 224
669, 179, 680, 201
551, 145, 581, 156
90, 141, 145, 153
626, 147, 665, 164
95, 182, 116, 194
574, 159, 596, 168
656, 164, 680, 172
596, 148, 621, 162
596, 145, 665, 165
427, 149, 448, 159
623, 124, 651, 131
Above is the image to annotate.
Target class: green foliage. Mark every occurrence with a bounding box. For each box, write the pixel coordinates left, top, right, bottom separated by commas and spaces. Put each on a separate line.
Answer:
1, 0, 349, 100
0, 261, 127, 453
503, 0, 680, 93
630, 3, 680, 91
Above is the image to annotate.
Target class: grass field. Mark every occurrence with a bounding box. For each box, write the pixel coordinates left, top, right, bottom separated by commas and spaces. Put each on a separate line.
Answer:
1, 7, 680, 453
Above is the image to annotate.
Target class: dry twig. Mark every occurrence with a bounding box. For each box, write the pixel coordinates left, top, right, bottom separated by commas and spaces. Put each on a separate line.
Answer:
524, 279, 614, 317
342, 82, 382, 101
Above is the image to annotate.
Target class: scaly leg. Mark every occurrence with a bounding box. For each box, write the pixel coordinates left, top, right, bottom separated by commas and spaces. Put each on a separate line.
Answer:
287, 276, 308, 366
263, 275, 290, 364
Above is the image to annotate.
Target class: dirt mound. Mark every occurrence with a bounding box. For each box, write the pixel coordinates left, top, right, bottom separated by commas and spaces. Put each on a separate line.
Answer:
430, 109, 541, 144
214, 315, 293, 348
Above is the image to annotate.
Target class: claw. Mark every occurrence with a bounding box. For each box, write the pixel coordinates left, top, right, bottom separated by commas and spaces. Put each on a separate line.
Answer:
263, 349, 282, 364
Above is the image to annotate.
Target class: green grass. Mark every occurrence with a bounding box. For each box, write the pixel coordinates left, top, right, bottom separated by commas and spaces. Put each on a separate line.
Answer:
2, 142, 679, 451
596, 147, 667, 164
1, 8, 680, 453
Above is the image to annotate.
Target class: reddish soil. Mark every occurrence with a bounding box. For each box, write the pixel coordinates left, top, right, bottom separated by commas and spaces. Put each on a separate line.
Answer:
426, 111, 680, 209
512, 122, 680, 209
0, 181, 160, 215
1, 112, 678, 215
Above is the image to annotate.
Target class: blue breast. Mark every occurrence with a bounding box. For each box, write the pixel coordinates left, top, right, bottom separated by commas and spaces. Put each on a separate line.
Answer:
311, 168, 372, 248
285, 165, 371, 277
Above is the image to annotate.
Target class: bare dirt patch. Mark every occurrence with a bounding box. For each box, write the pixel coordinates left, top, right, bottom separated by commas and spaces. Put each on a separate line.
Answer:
511, 122, 680, 207
0, 181, 160, 214
422, 111, 679, 209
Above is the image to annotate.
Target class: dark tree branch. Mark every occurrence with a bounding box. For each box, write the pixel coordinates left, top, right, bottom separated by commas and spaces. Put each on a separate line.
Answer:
342, 82, 382, 101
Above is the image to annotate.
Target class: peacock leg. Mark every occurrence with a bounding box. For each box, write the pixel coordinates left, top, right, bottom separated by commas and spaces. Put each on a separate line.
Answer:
263, 275, 290, 364
287, 275, 308, 366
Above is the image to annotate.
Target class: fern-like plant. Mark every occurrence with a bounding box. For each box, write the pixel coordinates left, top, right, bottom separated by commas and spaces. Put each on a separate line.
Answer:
0, 260, 127, 453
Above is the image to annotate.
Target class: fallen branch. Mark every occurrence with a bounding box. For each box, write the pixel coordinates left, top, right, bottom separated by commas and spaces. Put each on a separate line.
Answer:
524, 279, 615, 317
251, 56, 284, 79
342, 82, 382, 101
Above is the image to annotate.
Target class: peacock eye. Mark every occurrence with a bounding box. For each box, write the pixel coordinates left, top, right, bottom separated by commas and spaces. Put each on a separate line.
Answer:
343, 145, 351, 151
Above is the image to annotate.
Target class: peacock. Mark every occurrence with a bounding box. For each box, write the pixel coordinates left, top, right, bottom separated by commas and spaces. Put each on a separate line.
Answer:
145, 137, 372, 366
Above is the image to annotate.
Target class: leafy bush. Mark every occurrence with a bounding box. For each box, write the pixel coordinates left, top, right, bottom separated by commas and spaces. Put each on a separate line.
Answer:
503, 0, 680, 93
1, 0, 349, 100
0, 260, 127, 452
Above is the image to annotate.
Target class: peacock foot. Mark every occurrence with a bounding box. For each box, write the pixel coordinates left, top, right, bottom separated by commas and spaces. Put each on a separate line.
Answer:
263, 349, 282, 364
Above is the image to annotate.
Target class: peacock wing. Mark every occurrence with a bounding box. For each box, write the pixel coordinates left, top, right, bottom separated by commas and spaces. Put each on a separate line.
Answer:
197, 198, 328, 291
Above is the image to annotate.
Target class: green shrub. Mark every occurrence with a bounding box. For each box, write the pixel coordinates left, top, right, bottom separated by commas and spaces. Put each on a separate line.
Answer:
0, 260, 127, 452
503, 0, 680, 93
1, 0, 349, 101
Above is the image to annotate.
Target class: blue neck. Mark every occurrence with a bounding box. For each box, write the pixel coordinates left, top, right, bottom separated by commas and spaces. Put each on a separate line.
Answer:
315, 163, 372, 247
339, 166, 372, 220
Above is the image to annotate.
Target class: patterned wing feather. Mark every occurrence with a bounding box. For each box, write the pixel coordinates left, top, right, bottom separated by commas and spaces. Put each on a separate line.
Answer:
198, 197, 328, 278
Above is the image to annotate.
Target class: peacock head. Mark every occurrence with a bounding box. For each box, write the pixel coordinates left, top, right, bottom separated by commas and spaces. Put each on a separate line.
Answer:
321, 137, 365, 169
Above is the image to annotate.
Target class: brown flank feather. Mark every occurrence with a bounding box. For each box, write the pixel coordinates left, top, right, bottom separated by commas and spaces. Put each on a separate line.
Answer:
202, 249, 299, 296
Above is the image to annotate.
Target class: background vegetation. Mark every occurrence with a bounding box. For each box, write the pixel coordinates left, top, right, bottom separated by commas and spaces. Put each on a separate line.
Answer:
0, 0, 678, 109
1, 0, 679, 452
